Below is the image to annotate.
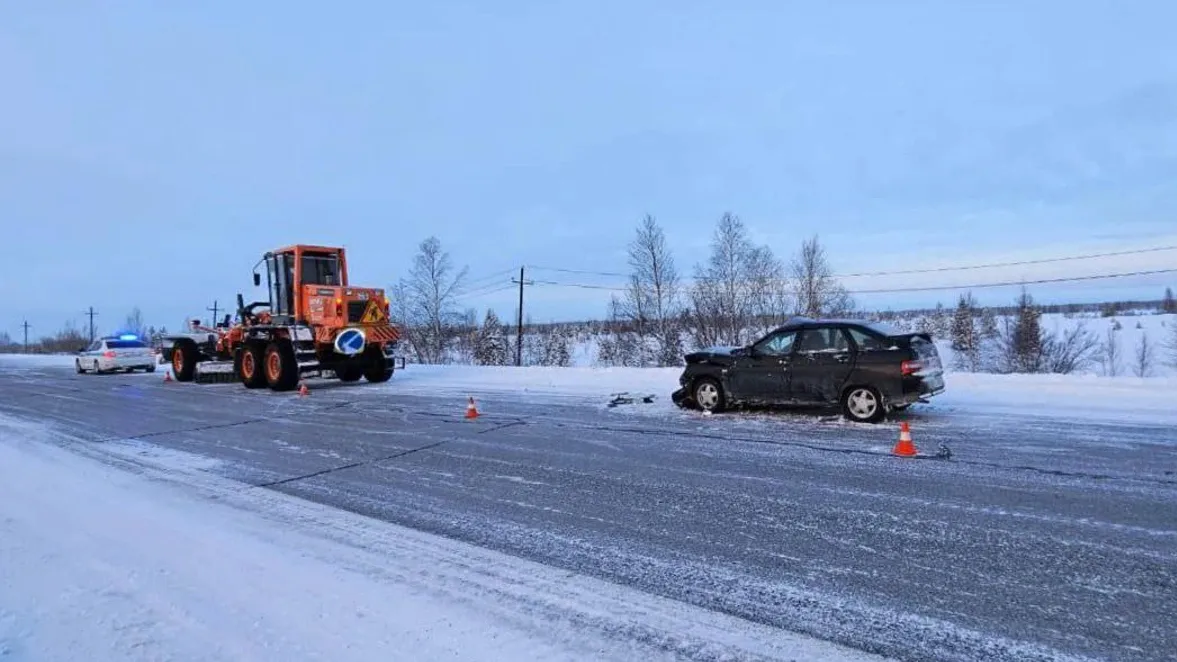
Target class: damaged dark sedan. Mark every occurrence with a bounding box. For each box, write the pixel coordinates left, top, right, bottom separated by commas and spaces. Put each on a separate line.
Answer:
671, 317, 945, 423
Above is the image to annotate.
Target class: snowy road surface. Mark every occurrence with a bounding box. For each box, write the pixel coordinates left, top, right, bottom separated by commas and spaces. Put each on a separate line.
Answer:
1, 422, 865, 662
1, 357, 1175, 662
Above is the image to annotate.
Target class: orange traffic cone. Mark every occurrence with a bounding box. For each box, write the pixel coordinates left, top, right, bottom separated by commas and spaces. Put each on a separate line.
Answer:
465, 396, 479, 419
892, 421, 917, 457
163, 370, 173, 383
298, 383, 309, 397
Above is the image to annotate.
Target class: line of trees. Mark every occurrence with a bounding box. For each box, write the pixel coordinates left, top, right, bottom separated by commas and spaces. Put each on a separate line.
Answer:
600, 213, 854, 367
389, 236, 577, 367
11, 236, 1176, 376
941, 287, 1177, 376
385, 218, 1177, 373
390, 214, 855, 367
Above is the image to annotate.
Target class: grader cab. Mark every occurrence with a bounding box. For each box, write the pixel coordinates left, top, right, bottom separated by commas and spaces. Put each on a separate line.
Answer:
167, 245, 403, 390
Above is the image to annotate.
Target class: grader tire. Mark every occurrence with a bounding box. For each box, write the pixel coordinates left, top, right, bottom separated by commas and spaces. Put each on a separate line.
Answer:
237, 343, 268, 389
362, 346, 393, 383
264, 341, 299, 392
171, 340, 198, 382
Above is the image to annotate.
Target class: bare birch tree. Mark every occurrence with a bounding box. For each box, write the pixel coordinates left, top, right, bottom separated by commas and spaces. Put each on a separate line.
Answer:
619, 214, 683, 366
400, 236, 468, 364
1133, 332, 1155, 377
1100, 325, 1122, 377
1042, 321, 1099, 375
790, 235, 853, 317
687, 213, 787, 348
124, 307, 149, 339
388, 280, 424, 363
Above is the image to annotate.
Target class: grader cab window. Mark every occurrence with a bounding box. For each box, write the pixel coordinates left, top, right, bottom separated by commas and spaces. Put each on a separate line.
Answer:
265, 252, 296, 318
300, 252, 341, 286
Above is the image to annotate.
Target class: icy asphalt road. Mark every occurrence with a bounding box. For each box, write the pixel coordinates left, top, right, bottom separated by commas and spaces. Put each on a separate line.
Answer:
1, 361, 1175, 662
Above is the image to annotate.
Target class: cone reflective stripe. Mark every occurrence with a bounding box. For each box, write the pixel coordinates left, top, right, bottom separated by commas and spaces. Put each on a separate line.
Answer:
465, 397, 479, 419
892, 421, 917, 457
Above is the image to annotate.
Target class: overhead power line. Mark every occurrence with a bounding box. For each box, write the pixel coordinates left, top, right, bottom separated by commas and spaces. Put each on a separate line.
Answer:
456, 282, 516, 300
526, 268, 1177, 296
461, 268, 517, 290
529, 265, 628, 278
528, 244, 1177, 281
531, 279, 619, 291
844, 267, 1177, 294
837, 245, 1177, 278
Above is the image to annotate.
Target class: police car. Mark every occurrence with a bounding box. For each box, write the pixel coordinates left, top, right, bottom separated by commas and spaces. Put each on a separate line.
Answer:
76, 335, 158, 374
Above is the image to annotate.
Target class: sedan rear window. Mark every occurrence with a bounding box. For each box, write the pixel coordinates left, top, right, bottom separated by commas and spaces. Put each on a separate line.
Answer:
106, 340, 148, 349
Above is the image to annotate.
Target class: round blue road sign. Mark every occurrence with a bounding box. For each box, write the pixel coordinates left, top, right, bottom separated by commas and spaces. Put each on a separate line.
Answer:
334, 328, 366, 356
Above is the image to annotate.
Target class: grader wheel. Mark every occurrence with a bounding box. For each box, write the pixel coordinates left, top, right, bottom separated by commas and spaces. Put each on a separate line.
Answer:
237, 343, 267, 389
264, 341, 299, 391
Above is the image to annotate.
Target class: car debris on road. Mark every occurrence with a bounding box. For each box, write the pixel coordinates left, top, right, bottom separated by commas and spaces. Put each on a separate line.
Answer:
607, 392, 657, 407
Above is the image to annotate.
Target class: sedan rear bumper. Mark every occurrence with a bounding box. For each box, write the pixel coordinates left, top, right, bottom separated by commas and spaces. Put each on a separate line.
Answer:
893, 372, 945, 406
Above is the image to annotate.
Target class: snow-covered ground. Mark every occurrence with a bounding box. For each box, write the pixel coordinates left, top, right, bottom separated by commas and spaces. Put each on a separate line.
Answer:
380, 364, 1177, 426
2, 349, 1173, 661
3, 352, 1177, 427
0, 414, 888, 662
922, 311, 1177, 378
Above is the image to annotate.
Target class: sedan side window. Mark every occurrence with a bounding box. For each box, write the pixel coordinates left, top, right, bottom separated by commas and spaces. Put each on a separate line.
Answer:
756, 330, 797, 356
796, 327, 849, 354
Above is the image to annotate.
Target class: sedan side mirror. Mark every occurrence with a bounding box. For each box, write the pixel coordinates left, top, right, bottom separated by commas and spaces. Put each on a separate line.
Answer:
253, 272, 261, 287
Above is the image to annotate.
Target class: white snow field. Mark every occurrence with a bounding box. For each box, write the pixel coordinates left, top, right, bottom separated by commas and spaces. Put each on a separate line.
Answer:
387, 365, 1177, 426
3, 350, 1177, 427
0, 414, 890, 662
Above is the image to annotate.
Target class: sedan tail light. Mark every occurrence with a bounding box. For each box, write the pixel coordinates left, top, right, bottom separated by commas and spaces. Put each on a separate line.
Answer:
901, 359, 922, 376
102, 350, 116, 358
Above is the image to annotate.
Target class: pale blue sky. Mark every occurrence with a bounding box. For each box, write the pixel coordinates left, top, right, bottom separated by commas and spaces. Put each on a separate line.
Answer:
4, 1, 1177, 337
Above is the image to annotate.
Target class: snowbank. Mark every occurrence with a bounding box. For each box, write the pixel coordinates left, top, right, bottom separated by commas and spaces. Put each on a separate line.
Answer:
5, 352, 1176, 426
0, 416, 887, 662
929, 372, 1177, 426
386, 364, 1177, 425
921, 312, 1177, 378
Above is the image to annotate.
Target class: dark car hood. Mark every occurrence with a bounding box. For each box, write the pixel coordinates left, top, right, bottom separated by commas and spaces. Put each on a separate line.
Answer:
684, 345, 742, 364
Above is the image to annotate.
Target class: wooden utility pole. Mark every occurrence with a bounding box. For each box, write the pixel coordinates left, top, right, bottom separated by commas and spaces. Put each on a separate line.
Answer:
21, 320, 31, 352
511, 267, 533, 366
84, 306, 98, 343
207, 300, 221, 326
